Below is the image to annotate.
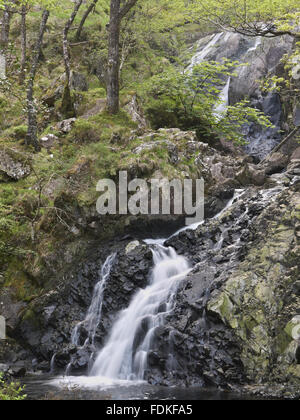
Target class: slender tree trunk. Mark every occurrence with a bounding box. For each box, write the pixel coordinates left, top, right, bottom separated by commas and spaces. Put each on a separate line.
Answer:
76, 0, 98, 41
0, 5, 12, 77
107, 0, 138, 114
26, 10, 50, 152
107, 0, 121, 114
19, 5, 27, 85
61, 0, 83, 118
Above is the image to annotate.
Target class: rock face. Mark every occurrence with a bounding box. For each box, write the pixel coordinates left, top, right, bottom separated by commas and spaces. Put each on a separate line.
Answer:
125, 95, 148, 129
0, 148, 31, 181
142, 165, 299, 388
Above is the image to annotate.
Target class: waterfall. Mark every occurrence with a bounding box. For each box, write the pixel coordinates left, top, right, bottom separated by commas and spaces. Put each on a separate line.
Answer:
49, 190, 248, 389
247, 37, 262, 53
171, 189, 244, 238
71, 253, 116, 348
187, 32, 223, 72
90, 246, 191, 380
89, 191, 244, 381
213, 77, 231, 121
50, 353, 56, 375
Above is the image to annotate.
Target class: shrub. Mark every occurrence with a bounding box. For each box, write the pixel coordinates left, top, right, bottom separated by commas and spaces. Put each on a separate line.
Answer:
0, 373, 27, 401
145, 98, 179, 129
143, 60, 273, 144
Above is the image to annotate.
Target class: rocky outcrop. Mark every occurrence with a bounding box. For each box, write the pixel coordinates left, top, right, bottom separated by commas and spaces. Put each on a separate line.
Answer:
0, 148, 31, 181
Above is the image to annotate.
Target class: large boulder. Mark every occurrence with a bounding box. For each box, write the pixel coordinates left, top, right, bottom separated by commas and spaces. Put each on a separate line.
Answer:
0, 148, 31, 181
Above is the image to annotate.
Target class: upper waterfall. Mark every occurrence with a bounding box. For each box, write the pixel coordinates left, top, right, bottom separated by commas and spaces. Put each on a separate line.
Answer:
186, 30, 293, 161
187, 32, 224, 72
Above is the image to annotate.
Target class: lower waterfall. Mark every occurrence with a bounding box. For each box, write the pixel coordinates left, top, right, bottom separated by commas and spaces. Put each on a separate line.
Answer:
64, 253, 116, 375
90, 246, 191, 380
71, 253, 116, 348
88, 190, 245, 381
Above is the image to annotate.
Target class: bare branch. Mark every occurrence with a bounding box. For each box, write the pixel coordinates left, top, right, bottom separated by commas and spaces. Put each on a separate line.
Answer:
119, 0, 138, 21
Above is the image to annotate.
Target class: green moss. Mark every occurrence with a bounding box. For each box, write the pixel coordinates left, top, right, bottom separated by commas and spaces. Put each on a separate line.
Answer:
67, 119, 101, 144
3, 125, 28, 141
4, 258, 38, 302
21, 308, 41, 328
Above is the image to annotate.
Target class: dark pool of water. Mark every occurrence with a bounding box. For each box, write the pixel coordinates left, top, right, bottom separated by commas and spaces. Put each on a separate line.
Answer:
21, 375, 256, 401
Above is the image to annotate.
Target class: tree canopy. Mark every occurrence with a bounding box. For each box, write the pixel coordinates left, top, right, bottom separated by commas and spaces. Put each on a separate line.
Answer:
190, 0, 300, 38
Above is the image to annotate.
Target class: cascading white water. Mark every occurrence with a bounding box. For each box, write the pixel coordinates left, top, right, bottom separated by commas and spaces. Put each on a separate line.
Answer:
213, 77, 231, 120
71, 253, 116, 347
247, 37, 262, 53
187, 32, 231, 121
90, 246, 191, 380
187, 32, 223, 72
90, 191, 245, 381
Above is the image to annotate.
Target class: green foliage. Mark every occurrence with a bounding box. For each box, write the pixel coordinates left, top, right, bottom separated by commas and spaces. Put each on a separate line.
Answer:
191, 0, 300, 37
0, 373, 27, 401
143, 60, 273, 143
0, 187, 31, 266
5, 125, 28, 140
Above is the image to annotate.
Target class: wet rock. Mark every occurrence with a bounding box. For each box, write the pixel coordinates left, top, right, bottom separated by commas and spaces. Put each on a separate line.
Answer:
17, 242, 153, 370
55, 345, 77, 368
36, 361, 50, 372
8, 365, 27, 377
264, 152, 289, 175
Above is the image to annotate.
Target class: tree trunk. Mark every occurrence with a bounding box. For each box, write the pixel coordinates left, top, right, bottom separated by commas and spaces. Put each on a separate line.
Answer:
0, 5, 12, 77
107, 0, 138, 114
62, 0, 83, 118
76, 0, 98, 41
19, 5, 27, 85
26, 10, 50, 152
107, 0, 121, 114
